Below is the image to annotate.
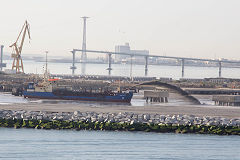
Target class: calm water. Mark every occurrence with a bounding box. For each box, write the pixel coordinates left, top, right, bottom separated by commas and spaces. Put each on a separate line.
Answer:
4, 60, 240, 79
0, 128, 239, 160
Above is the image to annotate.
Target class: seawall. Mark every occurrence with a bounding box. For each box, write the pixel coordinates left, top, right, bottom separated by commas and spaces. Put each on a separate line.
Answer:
0, 110, 239, 135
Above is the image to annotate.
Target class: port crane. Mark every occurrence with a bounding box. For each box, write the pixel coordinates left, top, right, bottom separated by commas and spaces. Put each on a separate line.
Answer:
10, 20, 31, 73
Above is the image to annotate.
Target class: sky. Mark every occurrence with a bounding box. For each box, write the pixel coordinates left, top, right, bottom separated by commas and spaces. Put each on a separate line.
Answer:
0, 0, 240, 59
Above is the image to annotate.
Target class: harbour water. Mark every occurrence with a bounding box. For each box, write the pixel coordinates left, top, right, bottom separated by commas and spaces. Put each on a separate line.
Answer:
3, 60, 240, 79
0, 91, 212, 107
0, 128, 239, 160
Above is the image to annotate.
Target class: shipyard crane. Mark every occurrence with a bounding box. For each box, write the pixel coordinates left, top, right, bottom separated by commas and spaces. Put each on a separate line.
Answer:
10, 20, 31, 73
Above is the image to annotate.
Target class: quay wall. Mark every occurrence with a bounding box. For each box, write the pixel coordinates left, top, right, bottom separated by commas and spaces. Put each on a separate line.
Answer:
140, 81, 201, 104
0, 110, 239, 135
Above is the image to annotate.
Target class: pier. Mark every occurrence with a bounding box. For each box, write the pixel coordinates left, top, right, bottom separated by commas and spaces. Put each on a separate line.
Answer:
183, 88, 240, 95
213, 95, 240, 106
144, 90, 169, 103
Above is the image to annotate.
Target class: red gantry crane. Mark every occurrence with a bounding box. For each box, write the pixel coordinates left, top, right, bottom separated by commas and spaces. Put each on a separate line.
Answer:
10, 20, 31, 73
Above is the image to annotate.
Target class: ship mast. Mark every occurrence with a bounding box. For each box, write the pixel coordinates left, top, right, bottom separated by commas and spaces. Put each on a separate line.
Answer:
44, 51, 49, 82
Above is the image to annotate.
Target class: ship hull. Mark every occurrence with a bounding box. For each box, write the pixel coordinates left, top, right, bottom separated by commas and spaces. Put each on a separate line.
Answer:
23, 91, 133, 103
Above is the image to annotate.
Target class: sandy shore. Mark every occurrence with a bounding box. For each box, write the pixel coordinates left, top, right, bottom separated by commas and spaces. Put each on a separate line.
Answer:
0, 102, 239, 119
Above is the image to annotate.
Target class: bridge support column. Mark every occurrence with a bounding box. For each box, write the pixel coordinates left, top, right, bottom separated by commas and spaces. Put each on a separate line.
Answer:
107, 53, 112, 76
0, 45, 3, 71
218, 61, 222, 77
70, 50, 77, 75
181, 59, 185, 78
145, 56, 148, 76
130, 55, 133, 80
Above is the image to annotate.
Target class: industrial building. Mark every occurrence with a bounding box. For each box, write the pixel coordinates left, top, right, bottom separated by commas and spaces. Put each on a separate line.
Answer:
114, 43, 149, 63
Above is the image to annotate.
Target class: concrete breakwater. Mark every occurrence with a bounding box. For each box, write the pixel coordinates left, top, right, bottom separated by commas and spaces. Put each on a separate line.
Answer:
0, 110, 239, 135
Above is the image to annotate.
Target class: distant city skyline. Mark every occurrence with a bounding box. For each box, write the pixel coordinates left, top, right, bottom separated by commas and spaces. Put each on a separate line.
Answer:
0, 0, 240, 60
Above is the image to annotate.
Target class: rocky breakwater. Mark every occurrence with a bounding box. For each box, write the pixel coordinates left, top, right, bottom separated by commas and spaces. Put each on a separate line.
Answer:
0, 110, 239, 135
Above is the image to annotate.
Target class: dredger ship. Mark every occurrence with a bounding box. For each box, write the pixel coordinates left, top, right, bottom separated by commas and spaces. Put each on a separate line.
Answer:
23, 79, 133, 103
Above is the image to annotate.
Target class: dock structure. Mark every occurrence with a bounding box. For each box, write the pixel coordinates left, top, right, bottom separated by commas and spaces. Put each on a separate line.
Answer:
183, 88, 240, 95
144, 89, 169, 103
212, 95, 240, 106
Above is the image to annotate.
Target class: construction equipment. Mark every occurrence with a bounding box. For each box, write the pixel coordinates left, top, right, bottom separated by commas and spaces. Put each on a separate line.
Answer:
10, 20, 31, 73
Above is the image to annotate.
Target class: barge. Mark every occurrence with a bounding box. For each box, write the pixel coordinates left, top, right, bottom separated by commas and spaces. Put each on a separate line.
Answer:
23, 79, 133, 103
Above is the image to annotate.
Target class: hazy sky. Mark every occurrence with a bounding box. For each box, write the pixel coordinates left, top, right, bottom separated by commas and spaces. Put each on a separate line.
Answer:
0, 0, 240, 59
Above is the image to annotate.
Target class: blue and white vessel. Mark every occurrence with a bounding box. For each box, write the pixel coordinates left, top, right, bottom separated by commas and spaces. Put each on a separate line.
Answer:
23, 80, 133, 103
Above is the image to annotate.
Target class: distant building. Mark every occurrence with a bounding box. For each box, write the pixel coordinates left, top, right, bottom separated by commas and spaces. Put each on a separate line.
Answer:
115, 43, 149, 63
115, 43, 131, 62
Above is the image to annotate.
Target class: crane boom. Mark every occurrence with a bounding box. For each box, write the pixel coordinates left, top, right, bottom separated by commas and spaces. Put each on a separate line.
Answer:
10, 20, 31, 73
